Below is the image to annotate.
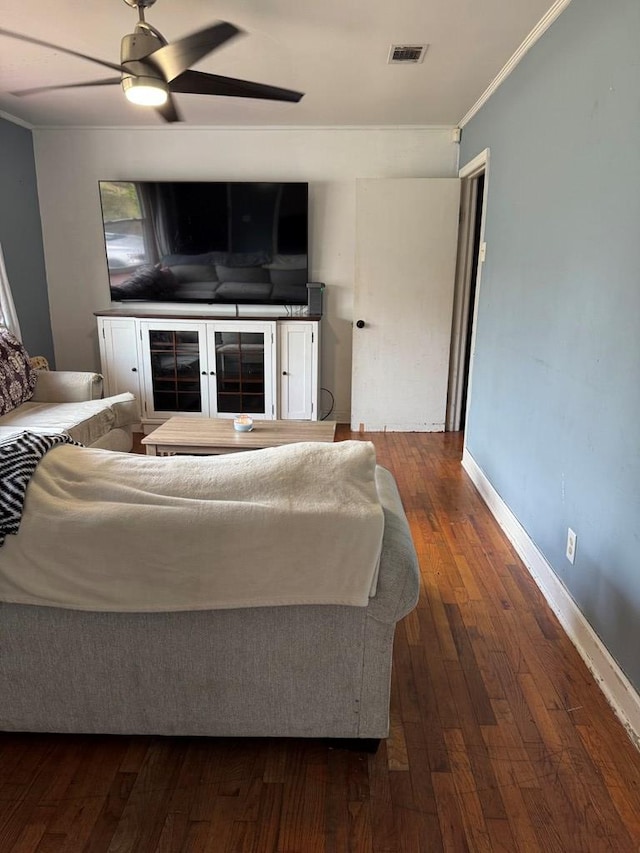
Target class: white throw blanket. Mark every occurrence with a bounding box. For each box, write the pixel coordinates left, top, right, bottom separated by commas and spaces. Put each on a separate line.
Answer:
0, 440, 384, 611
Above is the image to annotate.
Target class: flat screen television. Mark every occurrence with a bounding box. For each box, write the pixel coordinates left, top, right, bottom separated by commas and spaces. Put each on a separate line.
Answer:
98, 180, 309, 305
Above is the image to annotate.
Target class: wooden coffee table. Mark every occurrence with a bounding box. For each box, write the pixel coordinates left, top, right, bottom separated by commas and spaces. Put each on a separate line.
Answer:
141, 416, 337, 456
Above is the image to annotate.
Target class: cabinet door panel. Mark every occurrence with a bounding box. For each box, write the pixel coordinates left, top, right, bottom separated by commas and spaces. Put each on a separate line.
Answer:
140, 321, 209, 420
207, 322, 275, 419
279, 322, 318, 420
97, 318, 142, 419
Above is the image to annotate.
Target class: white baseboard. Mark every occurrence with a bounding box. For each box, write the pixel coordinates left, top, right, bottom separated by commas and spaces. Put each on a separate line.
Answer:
329, 410, 351, 425
462, 447, 640, 750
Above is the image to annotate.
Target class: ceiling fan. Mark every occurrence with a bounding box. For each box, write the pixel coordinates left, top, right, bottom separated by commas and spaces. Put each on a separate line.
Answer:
0, 0, 304, 122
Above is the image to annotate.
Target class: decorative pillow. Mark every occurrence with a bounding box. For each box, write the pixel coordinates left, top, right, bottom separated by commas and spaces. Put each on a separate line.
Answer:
110, 265, 178, 300
215, 282, 272, 302
215, 265, 270, 283
223, 252, 269, 268
0, 327, 38, 416
169, 264, 219, 284
173, 281, 220, 301
29, 356, 50, 371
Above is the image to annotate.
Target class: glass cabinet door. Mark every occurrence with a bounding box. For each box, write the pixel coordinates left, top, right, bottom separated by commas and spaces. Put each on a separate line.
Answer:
140, 322, 209, 419
208, 322, 275, 418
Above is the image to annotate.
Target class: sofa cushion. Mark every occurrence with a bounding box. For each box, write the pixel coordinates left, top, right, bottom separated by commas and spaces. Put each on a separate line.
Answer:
173, 282, 220, 301
169, 264, 219, 284
0, 328, 37, 416
0, 393, 137, 447
107, 393, 139, 429
215, 282, 273, 302
264, 253, 307, 270
31, 371, 103, 403
215, 265, 270, 283
224, 252, 269, 268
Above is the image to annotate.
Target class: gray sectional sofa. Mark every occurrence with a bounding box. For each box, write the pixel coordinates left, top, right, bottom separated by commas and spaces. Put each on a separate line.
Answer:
110, 251, 309, 305
0, 467, 419, 742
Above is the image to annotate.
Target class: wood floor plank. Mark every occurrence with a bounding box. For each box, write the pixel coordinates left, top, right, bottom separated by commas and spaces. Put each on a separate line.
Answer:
251, 781, 282, 853
576, 723, 640, 840
0, 740, 86, 852
393, 804, 443, 853
481, 699, 540, 791
276, 744, 326, 853
368, 743, 400, 852
518, 672, 638, 852
105, 739, 185, 853
444, 602, 496, 727
520, 786, 576, 853
409, 644, 450, 773
485, 816, 519, 853
153, 812, 191, 853
443, 664, 509, 823
391, 622, 422, 727
0, 430, 637, 852
431, 771, 471, 853
80, 771, 138, 853
484, 739, 544, 851
41, 737, 130, 850
386, 712, 410, 772
443, 729, 492, 852
9, 804, 55, 853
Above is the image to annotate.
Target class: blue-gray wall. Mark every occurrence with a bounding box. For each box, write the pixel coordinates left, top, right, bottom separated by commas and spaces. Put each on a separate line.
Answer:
0, 117, 54, 364
460, 0, 640, 691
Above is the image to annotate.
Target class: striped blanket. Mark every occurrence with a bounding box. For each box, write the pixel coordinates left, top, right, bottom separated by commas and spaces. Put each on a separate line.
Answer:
0, 431, 81, 546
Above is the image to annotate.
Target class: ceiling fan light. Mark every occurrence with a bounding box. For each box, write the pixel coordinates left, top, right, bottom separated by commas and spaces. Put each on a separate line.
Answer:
122, 75, 168, 106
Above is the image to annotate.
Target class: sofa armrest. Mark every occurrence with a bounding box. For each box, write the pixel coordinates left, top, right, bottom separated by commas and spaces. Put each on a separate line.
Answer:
31, 371, 104, 403
366, 466, 420, 625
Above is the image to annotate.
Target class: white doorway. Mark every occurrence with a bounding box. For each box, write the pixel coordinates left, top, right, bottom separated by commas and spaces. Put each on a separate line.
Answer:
446, 148, 490, 432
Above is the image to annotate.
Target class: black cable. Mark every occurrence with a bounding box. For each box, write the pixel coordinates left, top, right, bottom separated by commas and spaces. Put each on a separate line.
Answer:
320, 387, 335, 421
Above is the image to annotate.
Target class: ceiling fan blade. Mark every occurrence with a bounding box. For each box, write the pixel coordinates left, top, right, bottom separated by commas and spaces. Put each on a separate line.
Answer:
11, 78, 121, 97
169, 70, 304, 103
154, 93, 182, 123
0, 28, 125, 74
147, 22, 242, 83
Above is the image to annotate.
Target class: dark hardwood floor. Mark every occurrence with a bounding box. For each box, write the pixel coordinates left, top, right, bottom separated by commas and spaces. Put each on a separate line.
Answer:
2, 429, 639, 852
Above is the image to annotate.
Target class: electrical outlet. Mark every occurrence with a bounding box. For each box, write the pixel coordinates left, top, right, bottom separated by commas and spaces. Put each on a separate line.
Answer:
566, 528, 577, 564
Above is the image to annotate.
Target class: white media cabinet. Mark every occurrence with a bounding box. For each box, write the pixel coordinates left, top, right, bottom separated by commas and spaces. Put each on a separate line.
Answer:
96, 310, 320, 431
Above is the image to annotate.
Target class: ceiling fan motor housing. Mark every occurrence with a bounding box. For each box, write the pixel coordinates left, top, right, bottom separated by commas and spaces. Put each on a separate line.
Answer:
120, 30, 164, 85
121, 30, 162, 63
122, 0, 157, 8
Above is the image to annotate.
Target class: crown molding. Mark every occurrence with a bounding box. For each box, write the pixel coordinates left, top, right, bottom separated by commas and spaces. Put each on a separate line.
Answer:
32, 123, 456, 133
0, 109, 33, 130
459, 0, 574, 128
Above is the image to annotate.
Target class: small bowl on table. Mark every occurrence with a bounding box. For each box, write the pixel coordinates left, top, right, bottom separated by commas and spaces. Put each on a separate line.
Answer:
233, 414, 254, 432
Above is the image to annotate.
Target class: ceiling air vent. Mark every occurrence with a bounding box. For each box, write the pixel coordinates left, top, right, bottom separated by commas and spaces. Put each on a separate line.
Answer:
388, 44, 428, 64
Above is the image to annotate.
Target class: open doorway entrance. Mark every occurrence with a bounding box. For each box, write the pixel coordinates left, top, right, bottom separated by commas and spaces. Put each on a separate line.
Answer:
446, 148, 489, 432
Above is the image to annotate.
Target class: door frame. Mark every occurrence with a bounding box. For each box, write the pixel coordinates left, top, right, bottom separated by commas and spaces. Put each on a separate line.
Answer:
446, 147, 490, 433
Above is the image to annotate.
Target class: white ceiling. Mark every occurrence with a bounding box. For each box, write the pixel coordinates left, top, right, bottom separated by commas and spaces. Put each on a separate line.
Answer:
0, 0, 557, 128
